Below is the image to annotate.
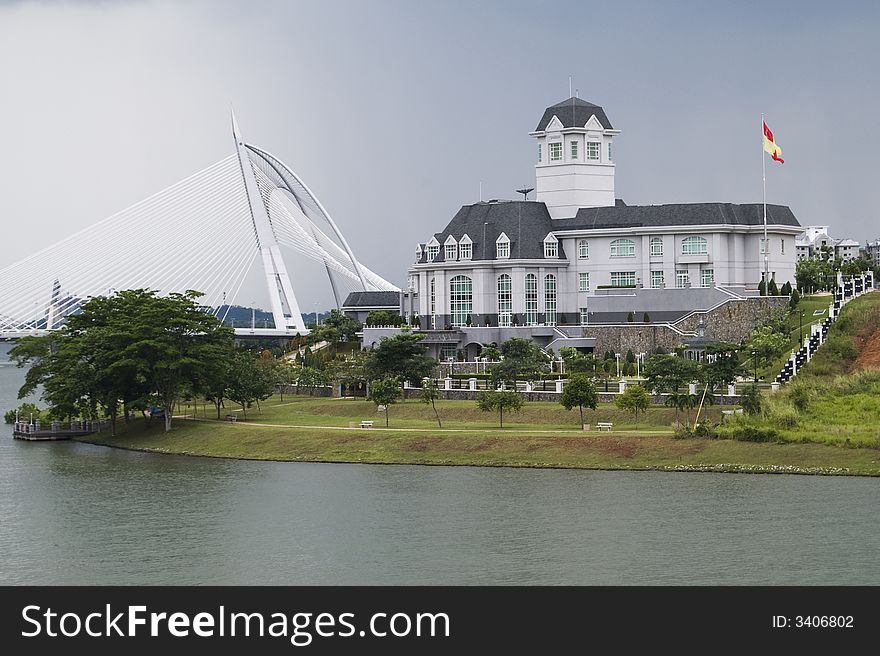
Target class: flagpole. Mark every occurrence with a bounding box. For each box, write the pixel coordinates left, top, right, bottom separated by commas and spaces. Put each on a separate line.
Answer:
762, 112, 769, 291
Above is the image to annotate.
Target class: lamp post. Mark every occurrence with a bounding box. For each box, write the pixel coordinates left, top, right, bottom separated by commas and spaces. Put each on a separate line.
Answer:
751, 349, 758, 384
615, 353, 621, 378
799, 310, 805, 344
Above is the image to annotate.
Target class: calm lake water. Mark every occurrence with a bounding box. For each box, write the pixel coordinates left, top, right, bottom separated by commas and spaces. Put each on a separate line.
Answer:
1, 342, 878, 585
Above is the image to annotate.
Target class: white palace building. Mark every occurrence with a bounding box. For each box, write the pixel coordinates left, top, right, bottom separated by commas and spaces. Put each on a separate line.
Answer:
351, 96, 802, 359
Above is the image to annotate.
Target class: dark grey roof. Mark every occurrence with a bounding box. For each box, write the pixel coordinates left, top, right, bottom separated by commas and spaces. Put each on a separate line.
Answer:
418, 201, 562, 263
342, 291, 401, 308
535, 97, 613, 131
554, 202, 800, 230
417, 200, 800, 264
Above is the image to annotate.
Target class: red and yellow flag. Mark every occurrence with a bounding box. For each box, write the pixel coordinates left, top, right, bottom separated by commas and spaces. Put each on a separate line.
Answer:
763, 121, 784, 163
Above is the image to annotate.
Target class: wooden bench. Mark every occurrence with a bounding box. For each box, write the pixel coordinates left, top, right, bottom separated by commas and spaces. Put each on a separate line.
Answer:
225, 414, 237, 423
597, 422, 613, 432
360, 420, 374, 428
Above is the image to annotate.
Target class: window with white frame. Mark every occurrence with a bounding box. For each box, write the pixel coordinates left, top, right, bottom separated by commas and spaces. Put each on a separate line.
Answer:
415, 245, 422, 262
449, 275, 472, 327
608, 142, 612, 161
497, 274, 512, 327
781, 239, 785, 255
610, 271, 636, 287
580, 307, 589, 325
440, 345, 456, 360
525, 273, 538, 326
651, 270, 664, 289
496, 240, 509, 259
544, 235, 558, 258
537, 143, 542, 163
430, 278, 436, 329
650, 237, 663, 257
701, 269, 714, 287
549, 142, 562, 161
426, 244, 439, 261
544, 275, 557, 326
578, 239, 589, 259
610, 238, 635, 257
681, 236, 708, 255
676, 270, 690, 288
444, 241, 457, 261
570, 140, 578, 159
587, 141, 600, 160
579, 272, 590, 292
459, 241, 472, 260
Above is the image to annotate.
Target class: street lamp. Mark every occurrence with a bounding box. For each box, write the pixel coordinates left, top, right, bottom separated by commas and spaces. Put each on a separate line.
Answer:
615, 353, 621, 378
751, 349, 758, 384
799, 310, 805, 344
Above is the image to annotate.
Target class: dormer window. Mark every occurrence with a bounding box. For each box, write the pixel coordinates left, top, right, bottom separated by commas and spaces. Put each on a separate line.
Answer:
496, 232, 510, 259
426, 238, 440, 262
549, 142, 562, 161
459, 234, 473, 260
444, 235, 458, 261
415, 245, 423, 262
543, 233, 558, 258
587, 141, 600, 160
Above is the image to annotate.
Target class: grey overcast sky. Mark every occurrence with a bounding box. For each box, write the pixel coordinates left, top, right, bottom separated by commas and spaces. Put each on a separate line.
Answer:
1, 0, 878, 310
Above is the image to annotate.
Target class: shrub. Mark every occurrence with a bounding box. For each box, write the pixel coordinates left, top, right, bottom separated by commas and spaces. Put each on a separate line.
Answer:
767, 404, 799, 429
673, 426, 694, 439
730, 426, 780, 442
627, 311, 635, 322
741, 384, 762, 416
694, 421, 717, 438
769, 279, 780, 296
788, 384, 811, 412
789, 288, 800, 309
643, 312, 651, 323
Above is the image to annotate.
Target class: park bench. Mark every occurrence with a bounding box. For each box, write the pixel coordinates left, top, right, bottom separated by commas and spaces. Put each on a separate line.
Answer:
360, 420, 374, 428
597, 422, 613, 432
225, 414, 237, 423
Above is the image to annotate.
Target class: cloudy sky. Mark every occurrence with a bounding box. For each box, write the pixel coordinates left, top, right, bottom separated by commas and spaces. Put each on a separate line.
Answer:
1, 0, 878, 311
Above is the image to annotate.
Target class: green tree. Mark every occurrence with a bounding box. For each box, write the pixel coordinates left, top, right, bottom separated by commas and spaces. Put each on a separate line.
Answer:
420, 379, 443, 428
748, 325, 789, 368
480, 344, 502, 361
367, 331, 435, 387
368, 377, 401, 427
703, 342, 743, 391
627, 311, 635, 322
614, 385, 650, 418
768, 279, 780, 296
296, 366, 330, 396
741, 384, 762, 416
559, 373, 598, 429
780, 281, 792, 296
476, 389, 524, 428
307, 309, 362, 350
559, 348, 596, 375
789, 288, 801, 309
227, 350, 276, 419
489, 337, 549, 386
642, 354, 702, 394
365, 310, 405, 327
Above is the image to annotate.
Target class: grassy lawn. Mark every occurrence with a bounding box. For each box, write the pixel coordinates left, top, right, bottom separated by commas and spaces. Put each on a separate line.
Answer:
80, 393, 880, 476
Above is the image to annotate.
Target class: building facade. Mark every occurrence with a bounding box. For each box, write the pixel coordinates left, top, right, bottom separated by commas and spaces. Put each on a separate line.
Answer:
395, 97, 801, 356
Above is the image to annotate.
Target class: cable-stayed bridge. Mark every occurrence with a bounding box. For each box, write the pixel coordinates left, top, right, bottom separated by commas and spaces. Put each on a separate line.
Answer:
0, 114, 397, 338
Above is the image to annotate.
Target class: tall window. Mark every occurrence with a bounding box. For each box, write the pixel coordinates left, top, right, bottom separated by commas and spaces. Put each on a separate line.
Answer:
544, 275, 557, 326
650, 270, 664, 289
459, 241, 472, 260
496, 241, 509, 259
537, 143, 542, 163
579, 272, 590, 292
426, 244, 439, 261
449, 275, 472, 328
578, 239, 589, 259
549, 142, 562, 161
701, 269, 714, 287
608, 142, 612, 161
544, 239, 558, 258
781, 239, 785, 255
429, 278, 436, 329
610, 238, 635, 257
525, 273, 538, 326
610, 272, 636, 287
570, 140, 578, 159
580, 308, 589, 325
650, 237, 663, 257
587, 141, 600, 160
497, 274, 512, 327
676, 270, 689, 288
681, 236, 708, 255
440, 345, 456, 360
444, 242, 457, 261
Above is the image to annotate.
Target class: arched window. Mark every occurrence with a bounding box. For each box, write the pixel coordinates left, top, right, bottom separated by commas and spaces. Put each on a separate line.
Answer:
497, 274, 512, 327
525, 274, 538, 326
449, 275, 472, 328
578, 239, 589, 259
544, 274, 557, 326
650, 237, 663, 257
610, 238, 635, 257
682, 236, 708, 255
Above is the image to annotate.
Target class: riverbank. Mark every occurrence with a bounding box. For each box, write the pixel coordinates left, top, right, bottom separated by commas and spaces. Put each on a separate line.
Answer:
77, 396, 880, 476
